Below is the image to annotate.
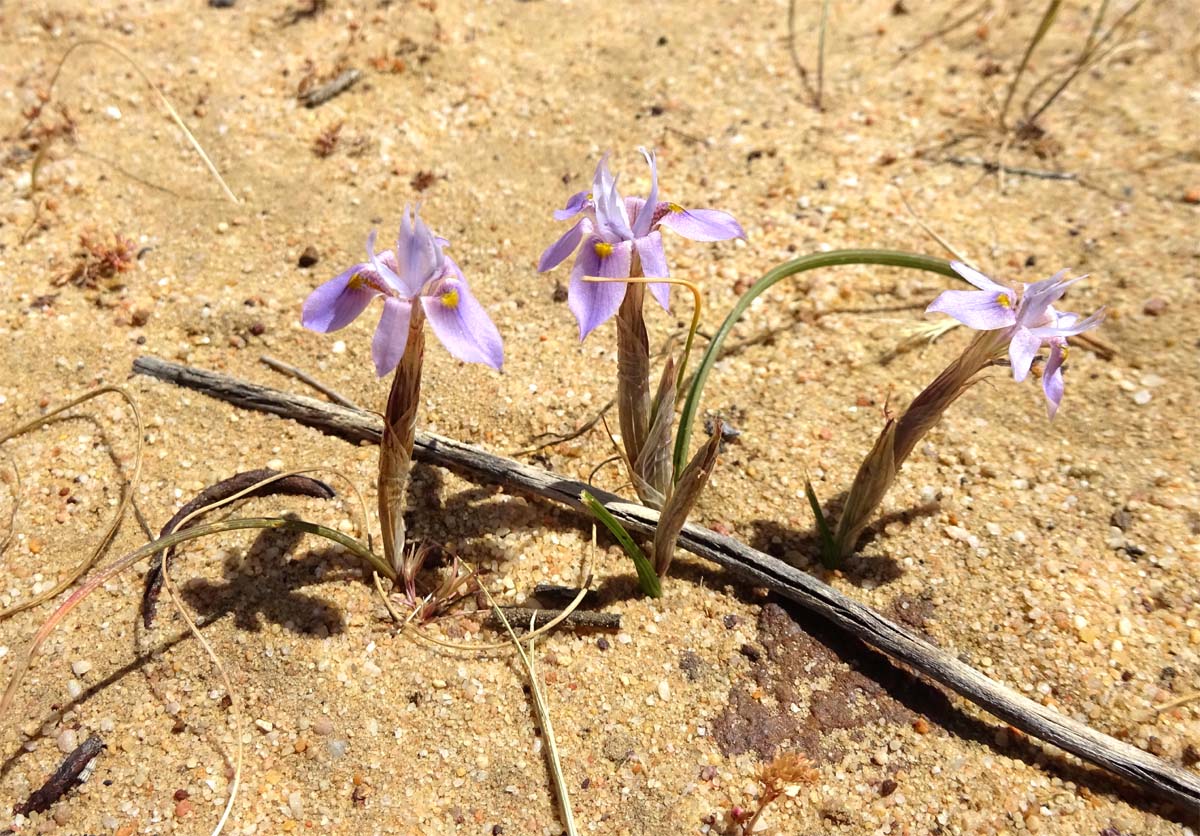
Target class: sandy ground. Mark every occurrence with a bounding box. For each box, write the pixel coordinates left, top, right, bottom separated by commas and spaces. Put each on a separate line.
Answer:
1, 0, 1198, 833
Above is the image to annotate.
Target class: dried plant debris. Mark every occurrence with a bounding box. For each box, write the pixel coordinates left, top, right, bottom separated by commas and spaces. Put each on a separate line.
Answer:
141, 469, 336, 628
56, 231, 137, 290
13, 734, 104, 816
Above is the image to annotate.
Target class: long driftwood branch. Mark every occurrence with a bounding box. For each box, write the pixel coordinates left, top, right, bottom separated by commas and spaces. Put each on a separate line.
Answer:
131, 356, 1200, 811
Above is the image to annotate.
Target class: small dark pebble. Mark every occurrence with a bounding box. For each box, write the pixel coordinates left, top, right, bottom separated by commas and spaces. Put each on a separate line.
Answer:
679, 650, 702, 681
208, 0, 235, 6
722, 614, 740, 629
1110, 508, 1132, 531
1025, 255, 1037, 267
1121, 543, 1145, 558
1142, 297, 1169, 316
656, 35, 668, 46
891, 0, 908, 13
580, 777, 591, 789
249, 322, 266, 336
174, 789, 189, 802
1100, 828, 1130, 836
596, 637, 610, 651
492, 826, 504, 835
699, 765, 718, 781
1182, 743, 1200, 766
879, 778, 898, 797
739, 643, 761, 662
649, 104, 664, 116
298, 245, 320, 268
552, 279, 568, 303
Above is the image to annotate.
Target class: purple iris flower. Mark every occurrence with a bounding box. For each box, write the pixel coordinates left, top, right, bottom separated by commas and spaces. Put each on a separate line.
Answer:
302, 207, 503, 376
927, 261, 1104, 417
538, 148, 745, 339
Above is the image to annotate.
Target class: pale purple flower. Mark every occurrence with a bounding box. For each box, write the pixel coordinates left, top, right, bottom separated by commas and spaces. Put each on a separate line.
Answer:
927, 261, 1104, 416
538, 148, 745, 339
302, 207, 503, 376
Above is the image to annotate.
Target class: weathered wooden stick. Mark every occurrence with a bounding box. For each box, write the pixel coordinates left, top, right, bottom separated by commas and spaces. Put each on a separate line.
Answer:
130, 356, 1200, 811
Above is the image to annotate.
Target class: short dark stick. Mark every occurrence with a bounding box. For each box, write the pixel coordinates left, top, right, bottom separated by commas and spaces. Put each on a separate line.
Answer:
487, 607, 621, 631
130, 356, 1200, 811
13, 734, 104, 815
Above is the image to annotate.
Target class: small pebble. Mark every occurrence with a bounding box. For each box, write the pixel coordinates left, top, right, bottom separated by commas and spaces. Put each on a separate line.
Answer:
332, 340, 347, 354
1132, 390, 1152, 405
71, 660, 92, 676
298, 245, 320, 268
1142, 297, 1169, 316
66, 679, 83, 699
327, 739, 348, 758
313, 717, 334, 735
657, 680, 671, 701
1183, 187, 1200, 205
57, 729, 78, 753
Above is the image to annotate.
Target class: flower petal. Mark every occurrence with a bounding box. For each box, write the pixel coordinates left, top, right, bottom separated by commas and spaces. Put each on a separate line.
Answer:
1042, 340, 1066, 419
567, 240, 632, 340
394, 205, 445, 294
422, 278, 504, 369
949, 262, 1015, 296
631, 147, 659, 238
634, 232, 671, 311
367, 229, 410, 297
554, 190, 592, 221
538, 218, 588, 273
301, 264, 378, 332
593, 164, 633, 241
1008, 327, 1042, 383
371, 296, 414, 377
926, 289, 1017, 330
1028, 307, 1105, 339
656, 206, 744, 242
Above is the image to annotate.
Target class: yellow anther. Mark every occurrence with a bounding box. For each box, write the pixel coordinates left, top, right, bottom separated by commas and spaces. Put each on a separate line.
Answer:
593, 241, 614, 258
440, 288, 460, 309
348, 273, 367, 291
997, 293, 1012, 308
667, 202, 684, 213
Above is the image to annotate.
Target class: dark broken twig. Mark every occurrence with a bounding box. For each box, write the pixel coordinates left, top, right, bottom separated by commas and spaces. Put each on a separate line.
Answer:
13, 734, 104, 815
486, 607, 620, 631
129, 356, 1200, 811
299, 69, 362, 108
941, 155, 1078, 181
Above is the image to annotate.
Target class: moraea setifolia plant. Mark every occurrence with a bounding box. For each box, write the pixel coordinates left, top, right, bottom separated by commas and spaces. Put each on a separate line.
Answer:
303, 206, 503, 573
821, 261, 1104, 565
539, 150, 742, 591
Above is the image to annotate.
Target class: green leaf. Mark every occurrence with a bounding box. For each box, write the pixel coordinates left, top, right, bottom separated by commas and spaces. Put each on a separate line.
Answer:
674, 250, 960, 479
580, 491, 662, 598
804, 477, 839, 569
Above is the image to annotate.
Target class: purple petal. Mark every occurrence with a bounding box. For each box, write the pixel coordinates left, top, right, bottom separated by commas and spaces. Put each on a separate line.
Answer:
394, 205, 445, 294
367, 229, 410, 297
1028, 307, 1105, 339
371, 296, 414, 377
1016, 271, 1081, 327
634, 232, 671, 311
926, 289, 1017, 330
949, 262, 1015, 296
567, 238, 632, 340
593, 169, 633, 241
554, 190, 592, 221
1042, 340, 1066, 419
631, 147, 659, 238
656, 206, 744, 242
1008, 327, 1042, 383
422, 277, 504, 369
538, 218, 588, 273
301, 264, 378, 332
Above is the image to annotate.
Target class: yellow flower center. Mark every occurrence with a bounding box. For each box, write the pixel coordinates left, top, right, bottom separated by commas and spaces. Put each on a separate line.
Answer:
667, 202, 684, 213
997, 293, 1012, 308
440, 288, 460, 309
348, 273, 367, 291
594, 241, 614, 258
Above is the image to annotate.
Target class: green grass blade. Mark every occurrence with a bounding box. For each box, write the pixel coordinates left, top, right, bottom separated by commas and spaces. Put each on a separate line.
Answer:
580, 491, 662, 598
804, 477, 839, 569
673, 250, 959, 477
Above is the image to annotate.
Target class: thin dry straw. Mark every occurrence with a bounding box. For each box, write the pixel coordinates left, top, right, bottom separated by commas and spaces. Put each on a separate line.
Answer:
999, 0, 1063, 128
28, 40, 238, 203
0, 386, 144, 622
